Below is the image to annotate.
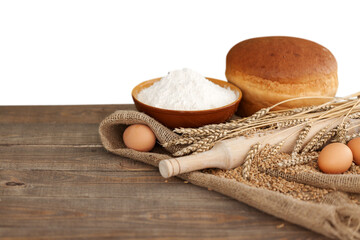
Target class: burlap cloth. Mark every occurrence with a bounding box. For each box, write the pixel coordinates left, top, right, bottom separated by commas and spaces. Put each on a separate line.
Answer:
99, 110, 360, 240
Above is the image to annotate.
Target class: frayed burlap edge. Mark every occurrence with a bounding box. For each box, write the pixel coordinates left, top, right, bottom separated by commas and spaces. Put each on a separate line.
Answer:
266, 168, 360, 193
99, 110, 360, 240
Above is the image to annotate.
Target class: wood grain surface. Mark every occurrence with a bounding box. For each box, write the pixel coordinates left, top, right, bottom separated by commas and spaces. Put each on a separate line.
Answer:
0, 105, 329, 239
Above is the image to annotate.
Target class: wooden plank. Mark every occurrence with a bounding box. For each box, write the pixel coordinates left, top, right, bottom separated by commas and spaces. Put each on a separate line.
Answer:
0, 145, 163, 171
0, 171, 223, 199
0, 105, 135, 145
0, 170, 264, 221
0, 169, 181, 184
0, 123, 101, 145
0, 195, 328, 240
0, 105, 136, 124
0, 170, 276, 226
0, 227, 328, 240
0, 195, 272, 227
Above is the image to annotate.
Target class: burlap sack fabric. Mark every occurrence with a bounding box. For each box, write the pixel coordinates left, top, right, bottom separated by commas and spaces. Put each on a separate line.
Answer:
99, 110, 360, 240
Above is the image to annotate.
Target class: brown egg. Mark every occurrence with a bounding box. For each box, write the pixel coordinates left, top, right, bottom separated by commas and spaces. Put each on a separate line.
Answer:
123, 124, 156, 152
318, 143, 353, 174
347, 137, 360, 165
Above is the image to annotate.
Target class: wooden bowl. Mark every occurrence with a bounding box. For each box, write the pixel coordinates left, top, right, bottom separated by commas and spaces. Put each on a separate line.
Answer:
132, 77, 242, 129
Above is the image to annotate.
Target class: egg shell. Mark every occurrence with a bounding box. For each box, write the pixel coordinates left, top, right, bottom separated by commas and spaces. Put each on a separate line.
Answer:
318, 143, 353, 174
123, 124, 156, 152
347, 137, 360, 165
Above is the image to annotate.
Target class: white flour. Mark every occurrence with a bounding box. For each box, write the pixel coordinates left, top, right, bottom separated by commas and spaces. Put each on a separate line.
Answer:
137, 68, 238, 110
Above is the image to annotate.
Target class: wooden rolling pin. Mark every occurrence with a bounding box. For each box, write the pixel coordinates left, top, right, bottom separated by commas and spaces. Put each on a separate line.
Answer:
159, 118, 360, 178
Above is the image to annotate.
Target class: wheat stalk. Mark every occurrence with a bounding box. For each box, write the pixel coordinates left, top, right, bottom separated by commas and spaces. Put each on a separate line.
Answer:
173, 128, 227, 137
312, 126, 338, 151
164, 93, 360, 157
242, 143, 261, 179
275, 118, 308, 129
348, 112, 360, 119
173, 144, 198, 157
301, 126, 330, 154
261, 140, 286, 164
162, 136, 202, 147
173, 130, 229, 156
244, 108, 271, 123
194, 131, 229, 153
346, 132, 360, 142
278, 152, 319, 168
292, 123, 312, 156
270, 140, 285, 156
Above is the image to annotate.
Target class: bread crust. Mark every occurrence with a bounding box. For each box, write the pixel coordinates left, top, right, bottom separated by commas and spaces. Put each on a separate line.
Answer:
226, 36, 338, 116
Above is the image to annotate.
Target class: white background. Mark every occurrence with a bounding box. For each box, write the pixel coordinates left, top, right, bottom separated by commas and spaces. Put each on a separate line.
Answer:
1, 0, 359, 105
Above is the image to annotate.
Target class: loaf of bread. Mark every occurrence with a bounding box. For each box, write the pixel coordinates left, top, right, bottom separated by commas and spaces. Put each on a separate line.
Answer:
225, 36, 338, 116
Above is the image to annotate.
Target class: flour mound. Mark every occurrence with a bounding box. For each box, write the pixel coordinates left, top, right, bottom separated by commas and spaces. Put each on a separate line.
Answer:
137, 68, 237, 111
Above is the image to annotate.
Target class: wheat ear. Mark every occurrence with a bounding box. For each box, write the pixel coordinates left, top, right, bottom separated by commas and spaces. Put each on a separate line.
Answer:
242, 143, 261, 179
278, 152, 319, 168
291, 123, 312, 157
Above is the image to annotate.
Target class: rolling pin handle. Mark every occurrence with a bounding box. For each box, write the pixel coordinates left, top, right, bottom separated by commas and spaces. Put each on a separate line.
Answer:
158, 143, 232, 178
159, 159, 180, 178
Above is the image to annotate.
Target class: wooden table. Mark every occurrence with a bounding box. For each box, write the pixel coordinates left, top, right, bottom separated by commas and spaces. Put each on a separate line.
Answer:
0, 105, 328, 239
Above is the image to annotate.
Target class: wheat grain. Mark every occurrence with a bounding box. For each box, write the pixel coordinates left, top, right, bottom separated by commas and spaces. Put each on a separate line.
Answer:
206, 146, 330, 202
